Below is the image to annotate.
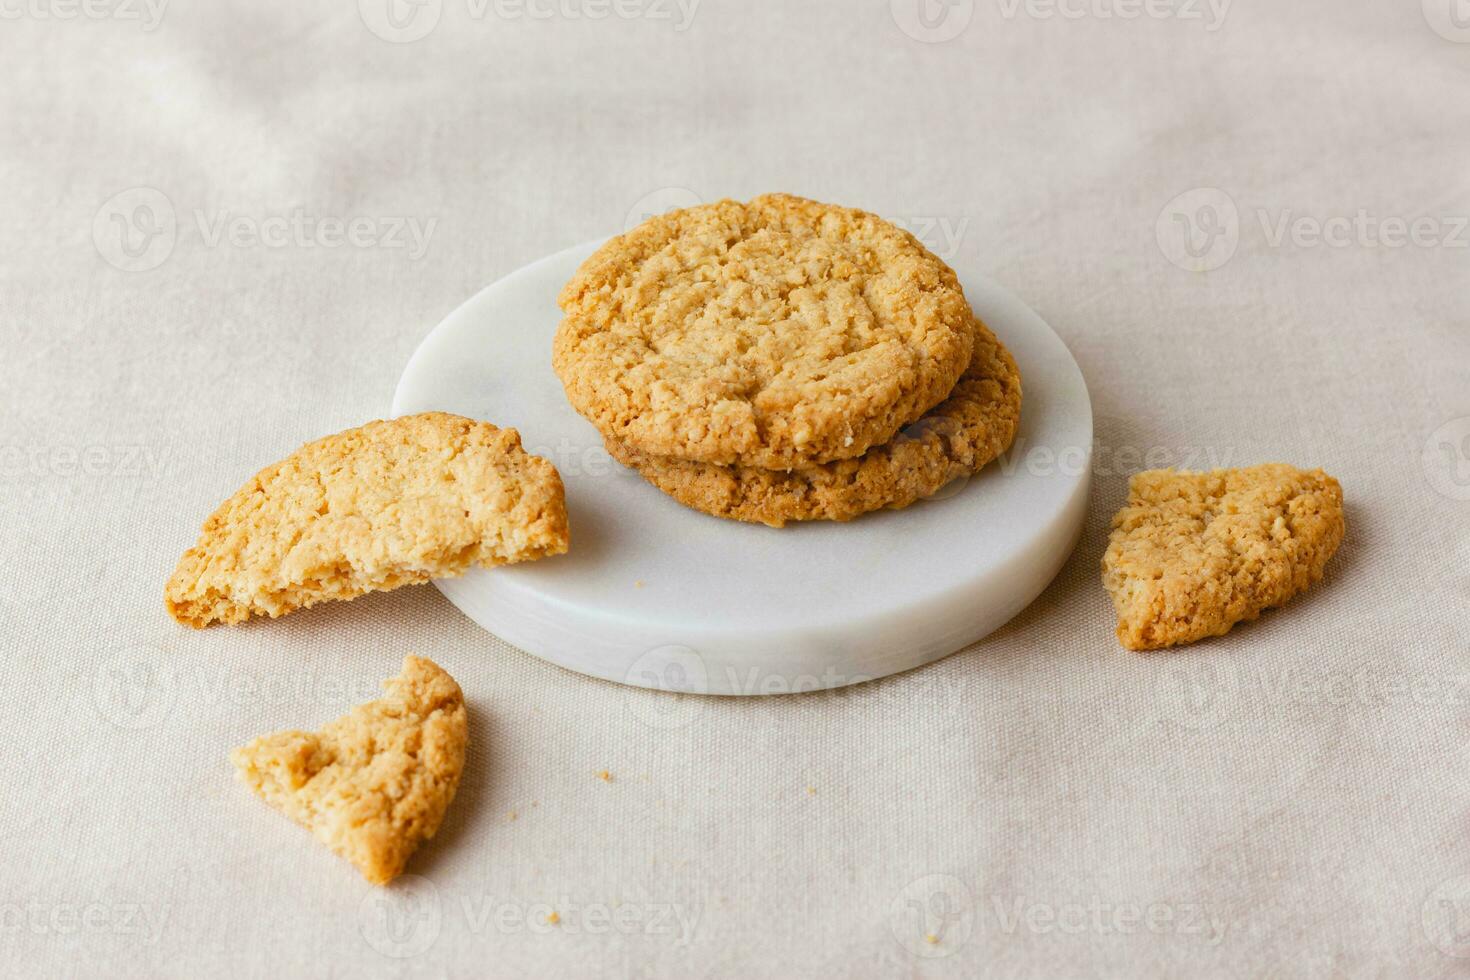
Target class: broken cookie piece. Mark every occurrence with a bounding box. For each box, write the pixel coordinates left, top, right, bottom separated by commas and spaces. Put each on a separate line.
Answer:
165, 412, 569, 628
231, 656, 468, 885
1101, 464, 1344, 651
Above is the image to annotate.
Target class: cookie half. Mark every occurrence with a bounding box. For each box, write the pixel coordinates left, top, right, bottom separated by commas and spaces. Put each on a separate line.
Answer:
606, 319, 1021, 527
554, 194, 976, 469
165, 412, 569, 628
1101, 464, 1345, 651
231, 656, 467, 885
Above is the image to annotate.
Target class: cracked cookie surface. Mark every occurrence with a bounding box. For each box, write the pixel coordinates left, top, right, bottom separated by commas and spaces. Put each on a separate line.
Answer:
554, 194, 975, 469
165, 412, 569, 627
1101, 464, 1345, 650
231, 656, 467, 885
606, 318, 1021, 526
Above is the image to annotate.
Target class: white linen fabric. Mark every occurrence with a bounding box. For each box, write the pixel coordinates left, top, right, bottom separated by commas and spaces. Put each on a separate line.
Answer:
2, 0, 1468, 975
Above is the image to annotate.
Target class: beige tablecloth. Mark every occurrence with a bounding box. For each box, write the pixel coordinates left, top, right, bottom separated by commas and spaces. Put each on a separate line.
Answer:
3, 0, 1468, 975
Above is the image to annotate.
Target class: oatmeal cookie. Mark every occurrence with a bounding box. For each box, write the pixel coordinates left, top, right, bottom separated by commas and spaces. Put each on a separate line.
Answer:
606, 318, 1021, 526
554, 194, 975, 468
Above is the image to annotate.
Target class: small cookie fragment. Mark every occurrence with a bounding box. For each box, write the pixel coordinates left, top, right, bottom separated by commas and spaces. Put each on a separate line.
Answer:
166, 412, 569, 628
1101, 464, 1345, 651
231, 656, 468, 885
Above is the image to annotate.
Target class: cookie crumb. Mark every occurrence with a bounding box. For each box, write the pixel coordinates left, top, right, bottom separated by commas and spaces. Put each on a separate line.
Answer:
925, 933, 939, 945
508, 811, 517, 822
634, 580, 645, 588
806, 786, 816, 796
546, 911, 560, 926
598, 770, 612, 782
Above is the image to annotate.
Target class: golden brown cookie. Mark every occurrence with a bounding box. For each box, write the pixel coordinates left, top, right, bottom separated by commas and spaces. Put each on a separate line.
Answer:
231, 656, 467, 885
554, 194, 975, 469
606, 319, 1021, 527
1101, 464, 1345, 651
165, 412, 569, 628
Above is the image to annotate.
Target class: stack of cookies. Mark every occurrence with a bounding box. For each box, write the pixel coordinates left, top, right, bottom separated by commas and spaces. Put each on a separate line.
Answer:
552, 194, 1023, 527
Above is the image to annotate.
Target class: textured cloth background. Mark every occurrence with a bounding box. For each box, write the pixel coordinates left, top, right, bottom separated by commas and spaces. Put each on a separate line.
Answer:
2, 0, 1469, 975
